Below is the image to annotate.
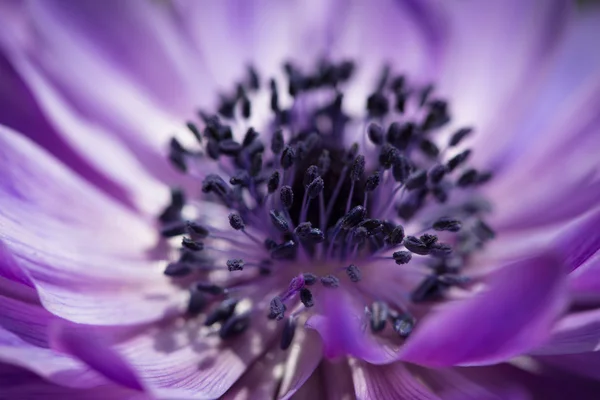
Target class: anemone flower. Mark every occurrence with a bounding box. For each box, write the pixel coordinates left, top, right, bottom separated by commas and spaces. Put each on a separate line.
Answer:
1, 0, 600, 399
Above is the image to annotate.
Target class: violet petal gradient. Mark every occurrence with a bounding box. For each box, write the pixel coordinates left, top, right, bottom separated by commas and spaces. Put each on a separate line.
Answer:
351, 360, 440, 400
221, 351, 285, 399
0, 51, 134, 209
101, 319, 279, 399
438, 0, 571, 166
399, 254, 567, 367
277, 330, 323, 400
321, 360, 356, 399
537, 351, 600, 381
306, 289, 395, 364
555, 207, 600, 273
0, 292, 112, 389
569, 250, 600, 303
0, 363, 150, 400
49, 321, 145, 392
531, 309, 600, 355
0, 125, 186, 326
17, 0, 210, 115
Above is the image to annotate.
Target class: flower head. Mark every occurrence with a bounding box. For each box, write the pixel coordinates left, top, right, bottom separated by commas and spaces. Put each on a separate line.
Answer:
1, 0, 600, 398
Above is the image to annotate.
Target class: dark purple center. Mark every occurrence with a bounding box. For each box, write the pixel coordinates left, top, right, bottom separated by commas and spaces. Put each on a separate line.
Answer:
158, 60, 495, 348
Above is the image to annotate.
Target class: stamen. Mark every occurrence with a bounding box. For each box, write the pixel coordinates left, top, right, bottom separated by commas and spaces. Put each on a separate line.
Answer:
369, 301, 388, 332
393, 251, 412, 265
280, 317, 297, 350
392, 314, 414, 338
269, 296, 286, 320
300, 288, 314, 308
320, 275, 340, 288
219, 312, 251, 339
182, 237, 204, 251
432, 217, 462, 232
226, 259, 245, 271
187, 288, 207, 315
345, 264, 362, 282
205, 298, 238, 326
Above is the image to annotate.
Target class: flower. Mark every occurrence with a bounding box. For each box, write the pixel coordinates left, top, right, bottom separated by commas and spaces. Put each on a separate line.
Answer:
1, 0, 600, 398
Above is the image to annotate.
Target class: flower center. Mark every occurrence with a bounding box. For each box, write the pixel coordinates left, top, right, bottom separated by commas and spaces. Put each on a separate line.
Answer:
158, 60, 495, 350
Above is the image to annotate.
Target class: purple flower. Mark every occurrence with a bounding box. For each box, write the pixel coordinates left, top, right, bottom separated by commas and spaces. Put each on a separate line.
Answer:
1, 0, 600, 398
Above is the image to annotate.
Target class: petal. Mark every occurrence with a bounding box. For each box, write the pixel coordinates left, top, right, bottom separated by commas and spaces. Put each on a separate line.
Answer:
321, 359, 356, 400
306, 289, 396, 364
0, 292, 109, 388
221, 351, 285, 400
482, 8, 600, 229
0, 125, 186, 325
1, 0, 208, 115
569, 250, 600, 303
49, 321, 145, 392
449, 362, 600, 400
350, 359, 440, 400
536, 351, 600, 381
0, 1, 198, 213
400, 254, 567, 366
278, 330, 323, 400
412, 364, 529, 400
0, 50, 133, 208
0, 363, 150, 400
437, 0, 571, 158
556, 207, 600, 273
174, 0, 347, 86
113, 318, 279, 399
531, 309, 600, 355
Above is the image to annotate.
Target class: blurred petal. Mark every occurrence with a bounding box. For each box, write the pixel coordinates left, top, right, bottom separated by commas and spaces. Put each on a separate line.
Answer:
278, 330, 323, 400
0, 51, 134, 208
0, 293, 109, 388
222, 351, 284, 400
0, 125, 186, 325
351, 359, 439, 400
322, 359, 356, 400
438, 0, 571, 156
0, 363, 149, 400
114, 319, 278, 399
306, 289, 395, 364
569, 250, 600, 303
537, 351, 600, 381
532, 309, 600, 355
49, 322, 145, 392
400, 254, 567, 366
483, 8, 600, 229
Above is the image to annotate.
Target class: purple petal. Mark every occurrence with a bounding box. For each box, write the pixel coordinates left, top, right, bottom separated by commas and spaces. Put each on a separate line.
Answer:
482, 9, 600, 230
114, 318, 279, 399
221, 351, 285, 400
556, 207, 600, 273
437, 0, 571, 163
0, 292, 110, 388
306, 289, 395, 364
3, 0, 209, 115
0, 126, 186, 325
531, 309, 600, 355
278, 330, 323, 400
569, 250, 600, 303
0, 51, 134, 208
448, 362, 600, 400
537, 351, 600, 381
321, 359, 355, 399
0, 363, 150, 400
400, 254, 567, 366
351, 359, 440, 399
412, 364, 529, 400
49, 321, 145, 392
